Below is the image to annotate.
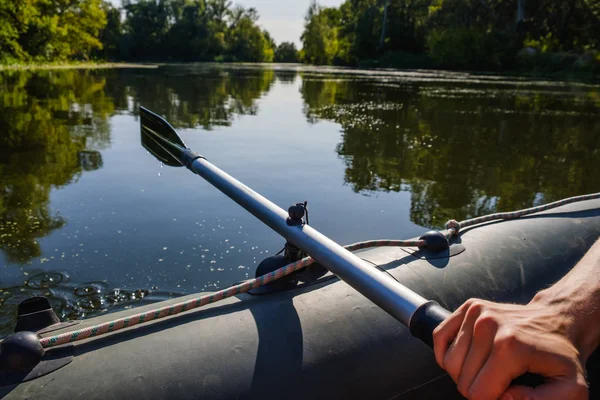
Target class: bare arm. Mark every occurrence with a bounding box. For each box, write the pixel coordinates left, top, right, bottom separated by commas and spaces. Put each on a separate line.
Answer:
433, 238, 600, 400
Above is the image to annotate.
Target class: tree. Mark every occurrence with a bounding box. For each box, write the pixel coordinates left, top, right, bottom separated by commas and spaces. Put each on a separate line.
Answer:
0, 0, 106, 62
0, 0, 37, 62
96, 1, 123, 60
226, 6, 274, 62
299, 0, 600, 69
275, 42, 299, 63
121, 0, 172, 60
167, 0, 212, 61
301, 1, 340, 65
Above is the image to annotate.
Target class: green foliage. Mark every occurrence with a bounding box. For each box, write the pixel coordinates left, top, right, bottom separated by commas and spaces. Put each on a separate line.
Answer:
516, 51, 600, 78
1, 0, 277, 64
274, 42, 299, 63
0, 0, 106, 62
95, 2, 123, 60
301, 1, 340, 65
358, 51, 434, 69
426, 28, 498, 69
300, 0, 600, 73
226, 7, 274, 62
0, 0, 36, 62
116, 0, 275, 62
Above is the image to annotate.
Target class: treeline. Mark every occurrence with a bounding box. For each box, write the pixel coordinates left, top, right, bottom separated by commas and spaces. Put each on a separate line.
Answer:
301, 0, 600, 72
2, 0, 598, 71
0, 0, 300, 64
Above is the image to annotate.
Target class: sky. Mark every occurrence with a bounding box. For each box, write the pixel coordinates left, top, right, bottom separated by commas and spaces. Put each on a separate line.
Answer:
109, 0, 344, 47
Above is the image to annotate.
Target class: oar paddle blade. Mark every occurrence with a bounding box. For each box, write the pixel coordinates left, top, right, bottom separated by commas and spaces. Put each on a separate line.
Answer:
140, 106, 187, 167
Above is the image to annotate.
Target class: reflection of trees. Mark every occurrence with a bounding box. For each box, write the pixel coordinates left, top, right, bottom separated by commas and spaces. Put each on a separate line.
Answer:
0, 70, 113, 263
301, 78, 600, 228
0, 66, 277, 264
110, 66, 276, 129
275, 70, 297, 84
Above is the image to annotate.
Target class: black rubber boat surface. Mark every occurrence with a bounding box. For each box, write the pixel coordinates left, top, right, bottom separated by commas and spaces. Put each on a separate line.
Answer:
2, 199, 600, 400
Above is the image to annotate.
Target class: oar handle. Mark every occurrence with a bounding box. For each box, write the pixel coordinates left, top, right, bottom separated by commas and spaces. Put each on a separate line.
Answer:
409, 301, 545, 388
409, 300, 451, 347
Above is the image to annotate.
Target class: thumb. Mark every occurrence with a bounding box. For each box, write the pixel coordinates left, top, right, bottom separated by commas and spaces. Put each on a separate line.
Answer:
502, 380, 588, 400
502, 385, 537, 400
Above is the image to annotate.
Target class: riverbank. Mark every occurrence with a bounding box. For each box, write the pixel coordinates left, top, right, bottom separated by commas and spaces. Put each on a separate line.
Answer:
2, 59, 598, 84
357, 50, 600, 82
0, 62, 158, 71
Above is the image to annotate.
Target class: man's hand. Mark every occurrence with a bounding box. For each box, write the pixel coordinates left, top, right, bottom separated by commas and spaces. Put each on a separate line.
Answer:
432, 297, 590, 400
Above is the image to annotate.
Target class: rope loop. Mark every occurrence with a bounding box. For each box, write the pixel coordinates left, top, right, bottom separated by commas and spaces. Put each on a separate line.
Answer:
445, 219, 460, 235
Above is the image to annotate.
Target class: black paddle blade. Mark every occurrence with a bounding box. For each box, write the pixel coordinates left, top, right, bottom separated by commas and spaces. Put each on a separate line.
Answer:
140, 106, 187, 167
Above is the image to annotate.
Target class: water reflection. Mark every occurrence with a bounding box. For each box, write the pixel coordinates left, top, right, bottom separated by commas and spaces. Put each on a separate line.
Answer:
0, 65, 599, 337
0, 70, 112, 264
301, 78, 600, 227
111, 65, 276, 129
0, 66, 278, 334
0, 66, 277, 265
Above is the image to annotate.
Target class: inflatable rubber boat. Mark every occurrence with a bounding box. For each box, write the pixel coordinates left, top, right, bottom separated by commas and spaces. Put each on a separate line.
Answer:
1, 108, 599, 399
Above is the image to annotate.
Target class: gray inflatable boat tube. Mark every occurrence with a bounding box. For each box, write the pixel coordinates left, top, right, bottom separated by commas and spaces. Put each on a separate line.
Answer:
2, 199, 600, 399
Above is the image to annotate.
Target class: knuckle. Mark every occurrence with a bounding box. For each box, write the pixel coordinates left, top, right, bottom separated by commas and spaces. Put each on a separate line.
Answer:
462, 298, 481, 310
464, 298, 477, 307
466, 300, 485, 316
473, 312, 498, 335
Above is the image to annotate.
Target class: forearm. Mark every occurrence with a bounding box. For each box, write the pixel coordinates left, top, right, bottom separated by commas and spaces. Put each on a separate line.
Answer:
532, 237, 600, 361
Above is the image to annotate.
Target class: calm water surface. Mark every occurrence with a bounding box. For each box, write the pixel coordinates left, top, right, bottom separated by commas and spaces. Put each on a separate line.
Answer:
1, 64, 599, 336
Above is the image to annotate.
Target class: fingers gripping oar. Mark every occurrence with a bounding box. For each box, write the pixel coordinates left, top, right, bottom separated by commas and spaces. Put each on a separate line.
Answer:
139, 107, 542, 385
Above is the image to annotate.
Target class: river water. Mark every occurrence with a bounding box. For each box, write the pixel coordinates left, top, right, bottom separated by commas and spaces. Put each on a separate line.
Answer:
1, 64, 599, 336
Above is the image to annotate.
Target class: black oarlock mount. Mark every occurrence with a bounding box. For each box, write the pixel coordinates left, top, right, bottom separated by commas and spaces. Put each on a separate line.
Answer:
286, 201, 309, 226
283, 241, 305, 263
15, 297, 60, 333
418, 231, 449, 252
251, 201, 326, 294
250, 241, 308, 295
14, 296, 79, 334
1, 297, 75, 386
0, 332, 45, 372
